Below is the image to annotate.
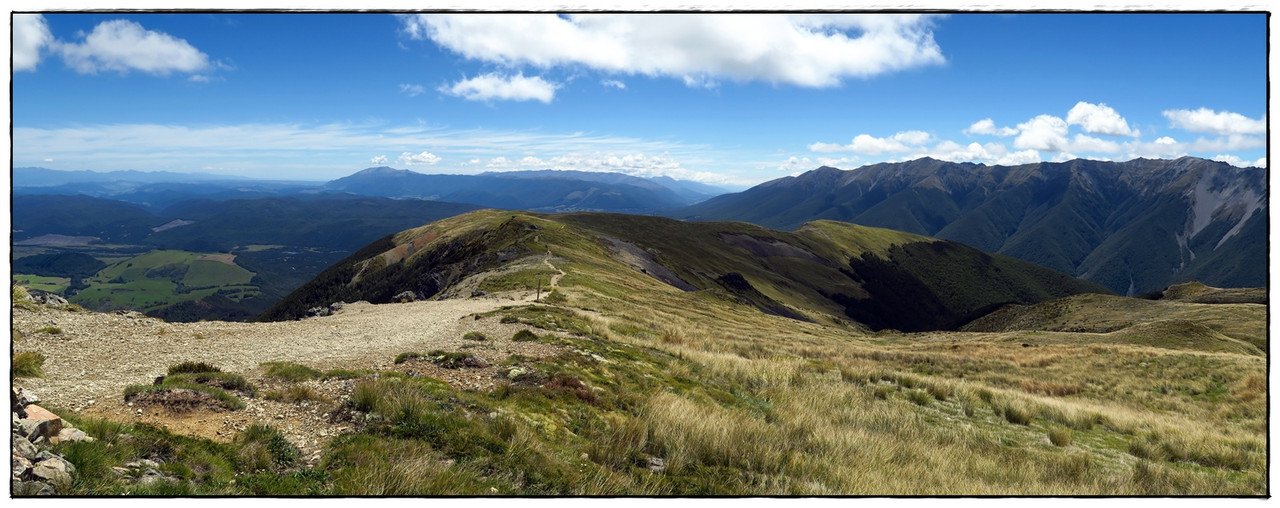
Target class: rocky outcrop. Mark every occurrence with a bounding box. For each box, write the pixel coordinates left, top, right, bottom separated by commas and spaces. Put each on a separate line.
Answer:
11, 387, 93, 496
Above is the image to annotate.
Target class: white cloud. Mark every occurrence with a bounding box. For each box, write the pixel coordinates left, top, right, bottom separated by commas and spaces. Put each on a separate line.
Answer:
487, 156, 513, 168
370, 155, 388, 165
964, 118, 1018, 137
1066, 101, 1139, 137
601, 79, 626, 89
1155, 136, 1177, 145
13, 14, 53, 72
440, 73, 559, 103
809, 130, 932, 154
397, 151, 442, 165
1013, 115, 1070, 152
1211, 154, 1263, 168
1163, 107, 1265, 135
56, 19, 211, 75
399, 83, 426, 97
778, 156, 814, 172
1069, 134, 1121, 153
520, 156, 547, 167
402, 14, 944, 88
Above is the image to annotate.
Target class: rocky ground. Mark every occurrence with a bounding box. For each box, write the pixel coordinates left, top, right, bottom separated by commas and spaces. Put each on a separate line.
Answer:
11, 289, 572, 464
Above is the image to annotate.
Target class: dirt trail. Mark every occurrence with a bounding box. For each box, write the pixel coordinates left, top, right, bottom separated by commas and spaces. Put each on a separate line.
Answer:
544, 249, 567, 289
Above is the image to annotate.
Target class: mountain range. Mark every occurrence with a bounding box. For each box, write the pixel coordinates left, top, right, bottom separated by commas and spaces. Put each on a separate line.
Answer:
672, 157, 1265, 295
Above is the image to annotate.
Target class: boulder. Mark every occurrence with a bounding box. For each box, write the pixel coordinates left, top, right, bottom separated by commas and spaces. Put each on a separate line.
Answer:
19, 405, 63, 442
12, 452, 33, 478
12, 479, 56, 496
55, 427, 95, 444
30, 458, 72, 488
12, 433, 38, 459
394, 291, 417, 303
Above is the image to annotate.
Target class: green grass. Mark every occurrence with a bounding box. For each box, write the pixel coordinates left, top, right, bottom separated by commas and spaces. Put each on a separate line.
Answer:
462, 331, 488, 341
13, 351, 46, 378
34, 326, 63, 334
67, 249, 259, 314
12, 274, 71, 294
168, 362, 222, 375
512, 329, 539, 342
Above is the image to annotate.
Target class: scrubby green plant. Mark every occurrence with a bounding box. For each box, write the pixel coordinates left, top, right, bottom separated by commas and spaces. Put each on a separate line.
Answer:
235, 424, 300, 472
166, 371, 255, 395
35, 326, 62, 335
394, 352, 421, 364
262, 362, 322, 382
323, 369, 365, 380
168, 362, 222, 375
906, 389, 932, 406
1001, 402, 1034, 425
512, 329, 539, 342
462, 331, 487, 341
13, 351, 46, 378
427, 350, 484, 369
124, 381, 245, 411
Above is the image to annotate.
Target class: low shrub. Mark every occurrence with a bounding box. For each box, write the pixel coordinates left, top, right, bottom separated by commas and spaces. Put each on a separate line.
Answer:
35, 326, 62, 335
462, 331, 487, 341
1001, 402, 1033, 425
512, 329, 539, 342
427, 350, 487, 369
235, 424, 300, 472
394, 352, 421, 364
168, 362, 222, 375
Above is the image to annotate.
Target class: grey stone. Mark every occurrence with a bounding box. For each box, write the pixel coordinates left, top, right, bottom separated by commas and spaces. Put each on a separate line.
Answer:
12, 479, 56, 496
648, 456, 666, 474
12, 452, 33, 478
56, 427, 95, 443
30, 460, 72, 487
394, 290, 417, 303
12, 433, 38, 458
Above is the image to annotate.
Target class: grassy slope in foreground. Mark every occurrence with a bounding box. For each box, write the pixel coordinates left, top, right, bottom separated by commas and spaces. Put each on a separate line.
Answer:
262, 210, 1108, 332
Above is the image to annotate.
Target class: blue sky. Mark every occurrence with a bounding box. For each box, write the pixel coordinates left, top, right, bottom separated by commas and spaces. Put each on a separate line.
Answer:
10, 12, 1268, 185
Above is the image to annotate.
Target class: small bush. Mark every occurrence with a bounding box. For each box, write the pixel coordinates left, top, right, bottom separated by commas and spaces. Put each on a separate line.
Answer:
500, 316, 519, 324
166, 371, 256, 396
13, 352, 46, 378
193, 333, 208, 340
1049, 427, 1073, 447
35, 326, 62, 335
262, 362, 322, 382
394, 352, 421, 364
512, 329, 538, 342
168, 362, 222, 375
873, 385, 894, 400
427, 350, 486, 369
545, 374, 600, 405
462, 331, 487, 341
236, 424, 300, 472
351, 382, 379, 412
925, 383, 951, 401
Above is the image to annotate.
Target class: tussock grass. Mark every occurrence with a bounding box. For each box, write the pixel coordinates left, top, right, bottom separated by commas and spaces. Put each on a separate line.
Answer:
168, 362, 221, 375
13, 351, 46, 378
35, 326, 63, 334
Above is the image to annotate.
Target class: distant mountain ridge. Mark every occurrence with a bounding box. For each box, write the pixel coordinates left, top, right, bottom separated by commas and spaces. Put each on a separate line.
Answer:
261, 210, 1107, 331
324, 167, 726, 212
672, 157, 1265, 295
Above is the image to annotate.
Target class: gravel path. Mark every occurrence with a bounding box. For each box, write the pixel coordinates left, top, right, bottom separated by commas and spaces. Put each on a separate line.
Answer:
12, 283, 574, 459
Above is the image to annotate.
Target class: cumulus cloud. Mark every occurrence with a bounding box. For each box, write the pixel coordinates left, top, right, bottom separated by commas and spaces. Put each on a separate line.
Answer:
440, 73, 559, 103
1013, 115, 1070, 152
964, 118, 1018, 137
402, 14, 945, 88
809, 130, 932, 154
1162, 107, 1265, 135
399, 83, 426, 97
1066, 101, 1139, 137
1210, 154, 1264, 168
601, 79, 626, 89
370, 155, 389, 164
778, 156, 814, 172
397, 151, 442, 165
56, 19, 211, 75
13, 14, 53, 72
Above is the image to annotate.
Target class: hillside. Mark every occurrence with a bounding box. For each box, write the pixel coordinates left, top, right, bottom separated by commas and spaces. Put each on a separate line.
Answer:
12, 222, 1265, 495
262, 210, 1107, 331
671, 157, 1266, 295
